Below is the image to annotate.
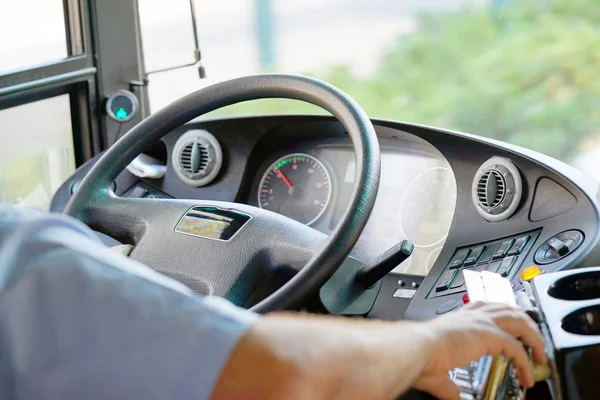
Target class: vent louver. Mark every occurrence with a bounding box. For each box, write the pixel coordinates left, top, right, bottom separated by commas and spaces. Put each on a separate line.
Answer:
476, 170, 506, 208
172, 130, 223, 187
471, 157, 522, 222
180, 142, 210, 174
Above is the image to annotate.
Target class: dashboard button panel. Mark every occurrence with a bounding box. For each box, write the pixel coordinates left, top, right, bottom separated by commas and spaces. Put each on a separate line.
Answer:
451, 269, 471, 289
497, 256, 517, 277
463, 245, 486, 266
436, 270, 457, 292
448, 248, 471, 269
479, 243, 500, 264
428, 230, 541, 298
507, 235, 530, 256
492, 239, 515, 259
486, 260, 503, 273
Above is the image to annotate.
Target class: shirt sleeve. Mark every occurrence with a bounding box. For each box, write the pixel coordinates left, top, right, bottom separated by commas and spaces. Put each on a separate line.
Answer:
0, 207, 258, 400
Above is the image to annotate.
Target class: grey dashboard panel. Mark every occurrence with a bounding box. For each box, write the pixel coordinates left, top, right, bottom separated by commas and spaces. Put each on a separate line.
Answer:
373, 120, 600, 321
51, 115, 600, 321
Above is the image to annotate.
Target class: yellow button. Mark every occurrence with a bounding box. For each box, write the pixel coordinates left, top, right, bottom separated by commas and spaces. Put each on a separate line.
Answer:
521, 265, 542, 281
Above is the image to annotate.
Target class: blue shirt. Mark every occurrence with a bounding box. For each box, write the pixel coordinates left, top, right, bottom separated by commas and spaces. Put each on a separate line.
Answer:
0, 207, 258, 399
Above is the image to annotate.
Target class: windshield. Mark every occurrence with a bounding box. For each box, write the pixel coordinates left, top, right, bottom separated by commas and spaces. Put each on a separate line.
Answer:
139, 0, 600, 180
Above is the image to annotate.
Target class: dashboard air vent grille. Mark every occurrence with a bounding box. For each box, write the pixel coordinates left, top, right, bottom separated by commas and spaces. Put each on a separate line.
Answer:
172, 130, 223, 187
476, 170, 506, 208
180, 142, 210, 174
471, 157, 523, 222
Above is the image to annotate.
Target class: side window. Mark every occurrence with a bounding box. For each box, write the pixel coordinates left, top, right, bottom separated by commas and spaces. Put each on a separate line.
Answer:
0, 95, 75, 210
0, 0, 99, 211
0, 0, 69, 73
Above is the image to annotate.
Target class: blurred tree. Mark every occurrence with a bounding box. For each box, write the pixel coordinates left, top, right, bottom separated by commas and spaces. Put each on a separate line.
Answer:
212, 0, 600, 161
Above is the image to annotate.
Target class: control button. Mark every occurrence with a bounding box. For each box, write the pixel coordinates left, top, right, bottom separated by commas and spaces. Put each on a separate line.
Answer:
436, 270, 457, 292
397, 280, 405, 287
411, 282, 419, 289
462, 293, 470, 304
547, 237, 569, 257
479, 244, 500, 264
448, 248, 471, 269
451, 269, 471, 289
463, 245, 486, 266
486, 260, 503, 273
473, 264, 487, 272
507, 235, 530, 256
435, 298, 461, 314
521, 265, 542, 281
492, 239, 515, 260
496, 256, 517, 277
534, 231, 585, 265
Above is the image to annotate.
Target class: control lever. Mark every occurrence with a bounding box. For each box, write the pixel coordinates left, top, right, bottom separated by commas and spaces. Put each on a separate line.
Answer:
356, 240, 414, 288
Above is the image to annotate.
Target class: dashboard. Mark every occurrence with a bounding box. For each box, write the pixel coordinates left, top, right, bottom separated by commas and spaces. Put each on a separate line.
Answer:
246, 136, 456, 276
51, 115, 600, 322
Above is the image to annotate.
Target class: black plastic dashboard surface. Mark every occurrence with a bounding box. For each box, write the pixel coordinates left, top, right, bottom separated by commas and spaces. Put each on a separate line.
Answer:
51, 115, 600, 321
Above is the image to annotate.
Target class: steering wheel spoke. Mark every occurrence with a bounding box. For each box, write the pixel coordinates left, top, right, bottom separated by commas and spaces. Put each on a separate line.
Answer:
65, 74, 380, 312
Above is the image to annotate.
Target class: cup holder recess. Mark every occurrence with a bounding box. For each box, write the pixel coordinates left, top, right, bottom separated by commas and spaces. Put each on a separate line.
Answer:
548, 271, 600, 301
562, 305, 600, 335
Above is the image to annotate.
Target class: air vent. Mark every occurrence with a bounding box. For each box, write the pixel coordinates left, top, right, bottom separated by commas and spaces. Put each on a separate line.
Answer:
472, 157, 522, 222
476, 170, 506, 208
180, 142, 209, 174
172, 130, 223, 187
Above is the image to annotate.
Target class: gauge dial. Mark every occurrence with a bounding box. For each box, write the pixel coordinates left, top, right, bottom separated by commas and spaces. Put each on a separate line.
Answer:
258, 153, 332, 225
399, 167, 457, 247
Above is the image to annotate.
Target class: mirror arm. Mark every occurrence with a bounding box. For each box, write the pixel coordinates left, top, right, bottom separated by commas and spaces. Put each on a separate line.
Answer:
131, 0, 206, 89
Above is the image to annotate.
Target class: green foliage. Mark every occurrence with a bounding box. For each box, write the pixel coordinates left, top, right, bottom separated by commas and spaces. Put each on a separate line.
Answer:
210, 0, 600, 160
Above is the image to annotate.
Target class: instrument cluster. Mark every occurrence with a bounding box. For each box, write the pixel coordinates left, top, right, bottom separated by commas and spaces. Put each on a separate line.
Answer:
249, 138, 457, 276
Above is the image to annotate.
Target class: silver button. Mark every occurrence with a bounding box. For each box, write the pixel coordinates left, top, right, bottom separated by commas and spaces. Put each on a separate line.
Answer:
397, 280, 405, 286
411, 282, 419, 288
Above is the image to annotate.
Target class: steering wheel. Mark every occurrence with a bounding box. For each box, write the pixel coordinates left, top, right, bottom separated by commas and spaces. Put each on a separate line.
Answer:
64, 74, 381, 313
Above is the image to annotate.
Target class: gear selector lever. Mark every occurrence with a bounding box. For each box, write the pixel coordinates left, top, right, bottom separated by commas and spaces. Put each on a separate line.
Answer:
356, 240, 414, 288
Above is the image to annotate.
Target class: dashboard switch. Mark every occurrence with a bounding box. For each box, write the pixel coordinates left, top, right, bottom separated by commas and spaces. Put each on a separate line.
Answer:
486, 260, 503, 273
451, 269, 472, 289
448, 248, 471, 269
463, 245, 486, 266
479, 243, 500, 264
492, 239, 515, 259
534, 230, 584, 265
547, 237, 569, 257
496, 256, 517, 277
436, 270, 457, 292
507, 235, 530, 256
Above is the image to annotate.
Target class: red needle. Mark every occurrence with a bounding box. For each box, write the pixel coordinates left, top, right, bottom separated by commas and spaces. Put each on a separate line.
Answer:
277, 169, 293, 188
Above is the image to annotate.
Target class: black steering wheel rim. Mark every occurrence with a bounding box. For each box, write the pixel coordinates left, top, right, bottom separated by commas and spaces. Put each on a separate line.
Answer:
64, 74, 381, 313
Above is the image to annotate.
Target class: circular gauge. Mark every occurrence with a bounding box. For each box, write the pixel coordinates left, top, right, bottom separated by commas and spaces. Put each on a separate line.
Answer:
399, 167, 457, 247
258, 153, 332, 225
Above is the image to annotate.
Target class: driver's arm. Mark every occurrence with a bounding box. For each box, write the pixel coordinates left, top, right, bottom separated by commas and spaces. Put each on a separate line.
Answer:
0, 208, 546, 400
213, 302, 546, 400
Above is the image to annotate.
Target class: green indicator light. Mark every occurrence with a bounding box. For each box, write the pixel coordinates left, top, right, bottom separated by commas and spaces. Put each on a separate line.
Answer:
273, 158, 290, 171
115, 107, 128, 119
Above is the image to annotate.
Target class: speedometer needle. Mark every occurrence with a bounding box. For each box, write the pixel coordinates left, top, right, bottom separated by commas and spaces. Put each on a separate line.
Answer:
277, 169, 294, 189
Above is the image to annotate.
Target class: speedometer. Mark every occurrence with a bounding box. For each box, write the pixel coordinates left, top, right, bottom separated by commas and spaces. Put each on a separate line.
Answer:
258, 153, 332, 225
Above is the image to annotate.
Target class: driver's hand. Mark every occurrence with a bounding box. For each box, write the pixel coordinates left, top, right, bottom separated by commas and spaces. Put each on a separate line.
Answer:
413, 301, 548, 400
